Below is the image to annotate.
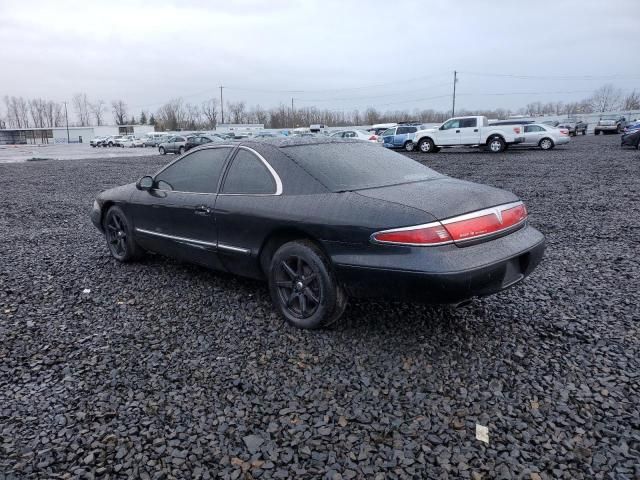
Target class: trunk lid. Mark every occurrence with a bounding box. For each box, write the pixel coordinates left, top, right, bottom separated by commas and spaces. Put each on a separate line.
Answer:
356, 177, 519, 221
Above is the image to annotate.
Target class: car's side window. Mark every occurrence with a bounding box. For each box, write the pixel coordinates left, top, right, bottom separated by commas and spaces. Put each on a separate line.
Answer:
460, 118, 477, 128
381, 128, 395, 136
222, 149, 277, 195
344, 131, 356, 138
397, 127, 408, 135
442, 120, 460, 130
155, 147, 231, 193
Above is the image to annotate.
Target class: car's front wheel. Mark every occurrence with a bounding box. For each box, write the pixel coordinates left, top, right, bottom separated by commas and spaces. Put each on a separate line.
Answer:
268, 240, 347, 329
159, 146, 165, 155
539, 138, 554, 150
103, 206, 142, 262
417, 137, 435, 153
178, 146, 185, 155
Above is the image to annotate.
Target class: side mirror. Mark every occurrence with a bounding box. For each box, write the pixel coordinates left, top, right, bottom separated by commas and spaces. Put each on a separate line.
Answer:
136, 175, 154, 191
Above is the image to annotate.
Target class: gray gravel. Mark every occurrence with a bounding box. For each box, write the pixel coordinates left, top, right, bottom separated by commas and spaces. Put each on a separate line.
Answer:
1, 135, 639, 479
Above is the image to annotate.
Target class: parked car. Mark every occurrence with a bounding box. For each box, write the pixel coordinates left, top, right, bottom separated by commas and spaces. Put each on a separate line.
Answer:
331, 129, 378, 142
594, 115, 627, 135
158, 136, 188, 155
102, 135, 124, 147
377, 125, 422, 151
184, 134, 224, 151
143, 133, 171, 147
368, 123, 397, 136
541, 120, 560, 127
621, 129, 640, 149
556, 118, 587, 136
115, 135, 136, 147
90, 136, 107, 147
414, 116, 525, 153
254, 132, 281, 139
518, 124, 570, 150
90, 138, 545, 329
622, 121, 640, 134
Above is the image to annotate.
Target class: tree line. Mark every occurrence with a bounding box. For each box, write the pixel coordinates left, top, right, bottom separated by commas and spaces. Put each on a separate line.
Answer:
2, 84, 639, 131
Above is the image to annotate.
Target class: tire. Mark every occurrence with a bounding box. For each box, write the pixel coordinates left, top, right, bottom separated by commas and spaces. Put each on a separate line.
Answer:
539, 138, 554, 150
404, 141, 414, 152
103, 206, 142, 262
268, 240, 347, 329
617, 125, 623, 133
487, 136, 505, 153
581, 129, 586, 135
178, 146, 185, 155
417, 137, 436, 153
159, 146, 165, 155
594, 130, 600, 135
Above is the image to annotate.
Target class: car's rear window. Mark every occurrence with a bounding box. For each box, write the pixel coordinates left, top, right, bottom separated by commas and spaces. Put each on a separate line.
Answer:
282, 143, 443, 191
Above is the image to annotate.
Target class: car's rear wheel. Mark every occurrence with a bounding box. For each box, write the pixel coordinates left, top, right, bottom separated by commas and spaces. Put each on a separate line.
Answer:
404, 141, 414, 152
617, 125, 623, 133
417, 138, 435, 153
159, 146, 165, 155
594, 130, 600, 135
268, 240, 347, 329
539, 138, 554, 150
487, 136, 505, 153
103, 206, 142, 262
582, 129, 586, 135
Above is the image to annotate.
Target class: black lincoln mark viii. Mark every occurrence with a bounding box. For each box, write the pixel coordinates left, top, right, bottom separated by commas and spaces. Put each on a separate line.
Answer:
91, 137, 545, 329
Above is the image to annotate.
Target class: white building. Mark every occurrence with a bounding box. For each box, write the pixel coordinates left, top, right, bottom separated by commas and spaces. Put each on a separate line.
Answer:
215, 123, 264, 135
0, 125, 155, 145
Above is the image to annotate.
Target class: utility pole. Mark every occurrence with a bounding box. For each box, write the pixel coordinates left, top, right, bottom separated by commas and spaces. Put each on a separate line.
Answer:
219, 86, 224, 124
452, 70, 457, 117
291, 97, 295, 128
63, 101, 70, 143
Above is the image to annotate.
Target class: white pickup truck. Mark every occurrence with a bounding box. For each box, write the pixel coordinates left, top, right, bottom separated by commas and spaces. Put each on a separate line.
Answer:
413, 116, 525, 153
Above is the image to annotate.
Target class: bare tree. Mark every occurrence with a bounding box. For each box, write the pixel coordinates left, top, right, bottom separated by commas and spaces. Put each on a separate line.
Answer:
622, 90, 640, 111
590, 84, 622, 112
111, 100, 128, 125
184, 103, 202, 129
72, 93, 92, 126
156, 98, 185, 131
227, 101, 246, 124
201, 99, 219, 129
90, 99, 107, 126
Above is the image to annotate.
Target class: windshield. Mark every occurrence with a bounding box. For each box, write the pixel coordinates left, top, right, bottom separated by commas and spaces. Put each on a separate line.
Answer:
282, 143, 443, 192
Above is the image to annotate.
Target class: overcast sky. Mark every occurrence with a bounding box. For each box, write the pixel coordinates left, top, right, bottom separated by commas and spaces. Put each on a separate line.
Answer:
1, 0, 639, 115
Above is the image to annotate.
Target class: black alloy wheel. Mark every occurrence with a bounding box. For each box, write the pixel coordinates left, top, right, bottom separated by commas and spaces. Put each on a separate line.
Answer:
269, 240, 347, 329
103, 206, 141, 262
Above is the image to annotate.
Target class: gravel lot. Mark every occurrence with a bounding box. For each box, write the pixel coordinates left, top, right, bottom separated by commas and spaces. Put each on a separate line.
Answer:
1, 135, 639, 479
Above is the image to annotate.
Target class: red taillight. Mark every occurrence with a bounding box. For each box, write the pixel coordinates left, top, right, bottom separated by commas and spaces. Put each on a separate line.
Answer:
560, 129, 569, 136
369, 135, 378, 141
371, 222, 453, 246
372, 202, 528, 247
513, 127, 521, 134
442, 202, 527, 242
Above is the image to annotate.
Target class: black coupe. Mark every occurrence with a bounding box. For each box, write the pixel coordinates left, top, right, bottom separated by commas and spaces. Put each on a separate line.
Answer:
91, 138, 545, 329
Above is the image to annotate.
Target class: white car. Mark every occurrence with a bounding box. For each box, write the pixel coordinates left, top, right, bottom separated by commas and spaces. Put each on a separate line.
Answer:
115, 135, 137, 147
330, 129, 378, 142
519, 124, 570, 150
413, 116, 526, 153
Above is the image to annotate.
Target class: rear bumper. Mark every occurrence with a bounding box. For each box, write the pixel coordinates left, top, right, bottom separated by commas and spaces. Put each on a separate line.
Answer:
329, 225, 545, 304
595, 125, 619, 131
555, 136, 570, 145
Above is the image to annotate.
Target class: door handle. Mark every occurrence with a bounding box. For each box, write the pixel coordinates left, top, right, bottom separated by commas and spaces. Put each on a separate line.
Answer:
456, 129, 460, 133
194, 206, 211, 216
474, 129, 478, 132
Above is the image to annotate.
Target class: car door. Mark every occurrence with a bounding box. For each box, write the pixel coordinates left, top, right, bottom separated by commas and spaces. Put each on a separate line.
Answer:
458, 118, 479, 144
214, 146, 282, 278
523, 125, 544, 145
436, 119, 461, 145
381, 127, 396, 147
130, 146, 234, 269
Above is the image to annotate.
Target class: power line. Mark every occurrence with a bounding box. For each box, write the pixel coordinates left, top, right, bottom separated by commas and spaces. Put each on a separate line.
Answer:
459, 71, 640, 80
